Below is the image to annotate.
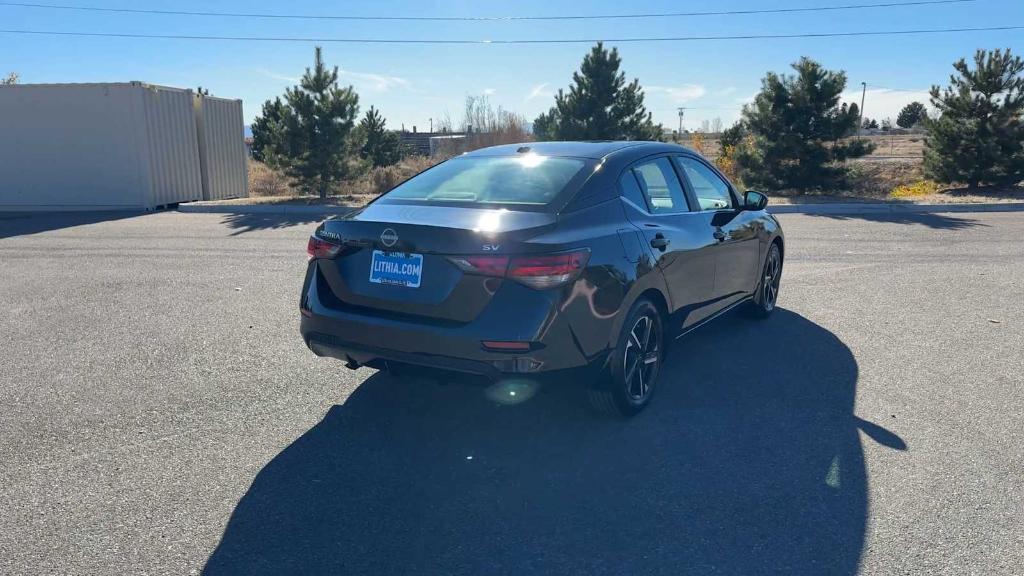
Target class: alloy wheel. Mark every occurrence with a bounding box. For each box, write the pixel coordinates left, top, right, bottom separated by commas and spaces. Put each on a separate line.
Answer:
762, 246, 782, 311
623, 314, 660, 401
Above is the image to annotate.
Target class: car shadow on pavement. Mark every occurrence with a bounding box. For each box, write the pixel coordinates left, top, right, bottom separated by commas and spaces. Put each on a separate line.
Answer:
804, 211, 985, 230
0, 210, 145, 239
204, 309, 905, 575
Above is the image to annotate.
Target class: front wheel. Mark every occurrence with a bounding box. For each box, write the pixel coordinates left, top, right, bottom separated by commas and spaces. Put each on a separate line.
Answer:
749, 242, 782, 318
588, 298, 664, 417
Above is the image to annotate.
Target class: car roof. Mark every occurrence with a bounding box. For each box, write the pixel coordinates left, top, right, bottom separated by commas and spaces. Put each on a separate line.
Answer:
463, 141, 693, 160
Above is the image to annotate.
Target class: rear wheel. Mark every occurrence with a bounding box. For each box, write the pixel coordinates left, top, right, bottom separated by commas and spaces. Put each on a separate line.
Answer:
588, 299, 664, 417
749, 242, 782, 318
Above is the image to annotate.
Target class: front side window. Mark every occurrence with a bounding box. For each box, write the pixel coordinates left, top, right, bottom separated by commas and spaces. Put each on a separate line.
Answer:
676, 157, 734, 211
378, 155, 588, 208
630, 158, 689, 214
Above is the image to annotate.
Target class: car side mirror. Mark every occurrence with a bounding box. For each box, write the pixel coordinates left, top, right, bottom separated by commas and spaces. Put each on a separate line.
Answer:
743, 191, 769, 211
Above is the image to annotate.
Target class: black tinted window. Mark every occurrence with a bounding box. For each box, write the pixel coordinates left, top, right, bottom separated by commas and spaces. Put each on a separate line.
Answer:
379, 155, 587, 207
618, 171, 648, 209
631, 158, 689, 214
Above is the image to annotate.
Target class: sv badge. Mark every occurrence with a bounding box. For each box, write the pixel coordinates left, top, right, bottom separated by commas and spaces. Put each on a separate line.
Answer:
482, 244, 501, 251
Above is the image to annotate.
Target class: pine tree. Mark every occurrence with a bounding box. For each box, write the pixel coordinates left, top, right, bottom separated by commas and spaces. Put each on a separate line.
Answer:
532, 42, 662, 141
532, 110, 558, 140
924, 49, 1024, 188
249, 97, 290, 165
896, 101, 928, 128
734, 57, 872, 190
719, 122, 746, 149
862, 118, 879, 130
357, 106, 404, 167
249, 47, 361, 198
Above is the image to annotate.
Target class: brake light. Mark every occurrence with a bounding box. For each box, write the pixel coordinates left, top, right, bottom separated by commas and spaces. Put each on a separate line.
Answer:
449, 250, 589, 289
508, 251, 590, 289
481, 340, 532, 351
307, 236, 341, 260
447, 255, 510, 276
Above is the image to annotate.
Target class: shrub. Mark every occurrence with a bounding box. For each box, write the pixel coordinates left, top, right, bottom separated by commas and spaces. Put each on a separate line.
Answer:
890, 180, 942, 198
344, 155, 439, 197
248, 159, 294, 196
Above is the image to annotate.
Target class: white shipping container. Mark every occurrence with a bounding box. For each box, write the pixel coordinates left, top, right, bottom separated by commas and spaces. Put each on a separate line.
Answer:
194, 94, 248, 201
0, 82, 205, 211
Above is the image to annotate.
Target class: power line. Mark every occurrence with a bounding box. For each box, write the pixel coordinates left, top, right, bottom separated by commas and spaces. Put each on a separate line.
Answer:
868, 84, 933, 92
0, 25, 1020, 44
0, 0, 977, 22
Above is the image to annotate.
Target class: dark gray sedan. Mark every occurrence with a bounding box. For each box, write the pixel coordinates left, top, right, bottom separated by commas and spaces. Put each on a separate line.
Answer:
300, 141, 784, 416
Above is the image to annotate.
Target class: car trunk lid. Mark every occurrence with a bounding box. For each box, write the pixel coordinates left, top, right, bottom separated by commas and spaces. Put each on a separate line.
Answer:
313, 203, 557, 323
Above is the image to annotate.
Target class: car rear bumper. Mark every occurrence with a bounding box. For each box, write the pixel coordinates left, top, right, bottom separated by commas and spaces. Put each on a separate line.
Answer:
299, 267, 608, 381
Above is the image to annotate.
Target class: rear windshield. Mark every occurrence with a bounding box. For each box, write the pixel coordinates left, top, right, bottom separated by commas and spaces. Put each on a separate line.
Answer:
377, 155, 589, 208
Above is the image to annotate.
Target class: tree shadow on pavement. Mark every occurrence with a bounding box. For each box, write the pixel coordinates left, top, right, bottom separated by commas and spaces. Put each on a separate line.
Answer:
204, 309, 904, 575
803, 211, 985, 230
220, 212, 333, 236
0, 211, 144, 239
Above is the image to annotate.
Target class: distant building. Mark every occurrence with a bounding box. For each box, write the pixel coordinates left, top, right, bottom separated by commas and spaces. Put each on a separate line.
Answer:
399, 129, 467, 156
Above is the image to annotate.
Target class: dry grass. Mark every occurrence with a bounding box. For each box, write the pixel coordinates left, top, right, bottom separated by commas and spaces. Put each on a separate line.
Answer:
682, 133, 925, 161
248, 155, 442, 201
248, 159, 295, 197
344, 155, 439, 197
845, 160, 925, 197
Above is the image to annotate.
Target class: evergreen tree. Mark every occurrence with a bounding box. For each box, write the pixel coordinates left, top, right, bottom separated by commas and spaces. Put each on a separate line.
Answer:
532, 42, 662, 141
734, 57, 872, 190
862, 118, 879, 130
719, 121, 746, 149
924, 49, 1024, 188
249, 97, 290, 164
249, 47, 360, 198
357, 106, 404, 167
896, 101, 928, 128
532, 110, 558, 140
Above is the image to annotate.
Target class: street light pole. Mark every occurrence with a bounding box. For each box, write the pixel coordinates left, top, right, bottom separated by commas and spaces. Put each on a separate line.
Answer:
677, 107, 685, 141
859, 82, 867, 135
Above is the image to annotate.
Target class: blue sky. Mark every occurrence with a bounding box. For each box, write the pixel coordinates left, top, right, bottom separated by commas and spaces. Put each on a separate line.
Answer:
2, 0, 1022, 131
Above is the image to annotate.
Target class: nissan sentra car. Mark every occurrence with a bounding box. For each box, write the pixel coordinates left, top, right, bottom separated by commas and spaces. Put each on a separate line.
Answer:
300, 141, 784, 416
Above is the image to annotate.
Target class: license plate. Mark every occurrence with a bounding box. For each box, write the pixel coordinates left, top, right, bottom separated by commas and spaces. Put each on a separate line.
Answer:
369, 250, 423, 288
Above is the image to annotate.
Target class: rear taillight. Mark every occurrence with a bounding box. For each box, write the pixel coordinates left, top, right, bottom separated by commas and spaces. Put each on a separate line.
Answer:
448, 255, 510, 276
307, 236, 341, 260
508, 251, 590, 289
447, 250, 589, 289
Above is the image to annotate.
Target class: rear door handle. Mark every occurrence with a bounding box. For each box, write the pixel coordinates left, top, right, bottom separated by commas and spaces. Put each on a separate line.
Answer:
713, 228, 727, 241
650, 234, 670, 250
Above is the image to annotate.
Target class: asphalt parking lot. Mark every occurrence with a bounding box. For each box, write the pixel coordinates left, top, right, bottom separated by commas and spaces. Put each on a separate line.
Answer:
1, 209, 1022, 575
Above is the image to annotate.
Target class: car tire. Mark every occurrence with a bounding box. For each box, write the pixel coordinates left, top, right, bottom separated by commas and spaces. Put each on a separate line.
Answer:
748, 242, 782, 318
588, 298, 664, 417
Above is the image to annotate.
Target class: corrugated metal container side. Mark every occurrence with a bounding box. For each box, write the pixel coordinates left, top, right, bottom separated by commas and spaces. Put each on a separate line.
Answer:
0, 83, 148, 210
142, 85, 203, 207
0, 82, 203, 211
194, 95, 248, 201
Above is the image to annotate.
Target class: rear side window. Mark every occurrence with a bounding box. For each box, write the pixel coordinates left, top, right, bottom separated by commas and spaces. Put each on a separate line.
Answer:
378, 155, 588, 208
630, 158, 690, 214
618, 171, 648, 209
